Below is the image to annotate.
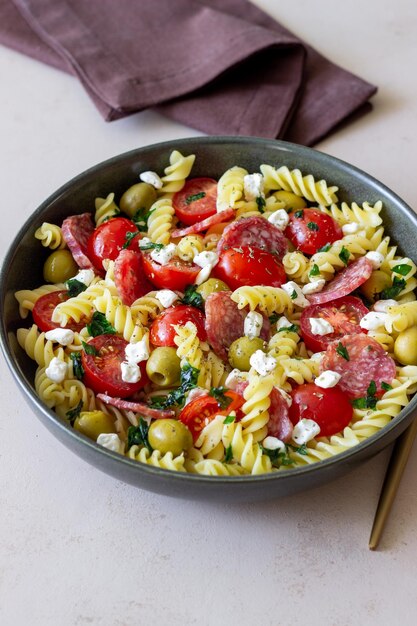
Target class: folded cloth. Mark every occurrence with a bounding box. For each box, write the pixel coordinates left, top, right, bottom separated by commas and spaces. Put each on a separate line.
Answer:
0, 0, 377, 145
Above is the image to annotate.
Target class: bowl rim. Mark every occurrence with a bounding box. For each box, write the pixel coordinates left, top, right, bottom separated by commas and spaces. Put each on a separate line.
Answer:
2, 135, 417, 486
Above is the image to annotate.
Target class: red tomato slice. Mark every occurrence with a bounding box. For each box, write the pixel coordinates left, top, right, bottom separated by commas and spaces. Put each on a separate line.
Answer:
32, 290, 86, 333
289, 383, 353, 437
284, 208, 342, 255
87, 217, 139, 274
300, 296, 369, 352
114, 249, 153, 306
150, 305, 207, 347
213, 246, 287, 290
81, 334, 148, 398
142, 253, 200, 291
178, 391, 244, 441
173, 178, 217, 226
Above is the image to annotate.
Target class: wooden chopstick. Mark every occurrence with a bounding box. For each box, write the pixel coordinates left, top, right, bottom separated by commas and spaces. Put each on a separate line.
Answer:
369, 417, 417, 550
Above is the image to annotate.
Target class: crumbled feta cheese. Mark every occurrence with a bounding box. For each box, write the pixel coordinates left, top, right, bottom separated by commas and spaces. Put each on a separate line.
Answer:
97, 433, 124, 454
373, 299, 398, 313
281, 281, 310, 308
195, 265, 213, 285
243, 173, 264, 202
365, 251, 385, 269
150, 243, 176, 265
310, 351, 325, 363
342, 222, 361, 235
309, 317, 334, 336
120, 361, 141, 383
45, 357, 68, 383
185, 387, 209, 405
193, 251, 219, 269
262, 436, 286, 453
225, 369, 249, 390
302, 279, 326, 295
292, 418, 320, 445
155, 289, 178, 308
275, 316, 293, 331
360, 311, 388, 330
73, 269, 95, 286
139, 237, 152, 248
268, 209, 289, 230
249, 350, 277, 376
139, 170, 163, 189
125, 336, 150, 364
244, 311, 264, 339
45, 328, 75, 346
315, 370, 341, 389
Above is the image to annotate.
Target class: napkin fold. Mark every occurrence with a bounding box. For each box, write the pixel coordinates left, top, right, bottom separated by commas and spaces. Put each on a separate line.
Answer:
0, 0, 377, 145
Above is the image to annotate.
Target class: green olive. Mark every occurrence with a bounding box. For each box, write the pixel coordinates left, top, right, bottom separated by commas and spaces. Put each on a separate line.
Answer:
196, 278, 230, 300
272, 190, 306, 211
148, 419, 193, 456
394, 326, 417, 365
43, 249, 78, 283
360, 270, 391, 302
74, 410, 116, 441
146, 347, 181, 387
228, 336, 265, 371
119, 183, 157, 218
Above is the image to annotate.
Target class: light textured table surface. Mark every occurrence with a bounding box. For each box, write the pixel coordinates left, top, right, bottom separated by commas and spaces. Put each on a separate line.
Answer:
1, 1, 417, 624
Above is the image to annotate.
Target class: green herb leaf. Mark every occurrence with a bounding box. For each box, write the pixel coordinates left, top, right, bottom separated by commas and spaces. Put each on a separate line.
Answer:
381, 382, 392, 391
287, 443, 309, 456
391, 263, 412, 276
149, 395, 169, 408
82, 341, 99, 356
122, 230, 140, 249
260, 444, 294, 466
307, 221, 319, 231
290, 289, 298, 300
339, 246, 350, 266
336, 342, 350, 361
209, 386, 232, 410
70, 352, 84, 379
86, 312, 116, 337
139, 241, 164, 251
277, 323, 299, 333
185, 192, 206, 205
317, 243, 331, 253
294, 210, 304, 218
65, 278, 88, 298
225, 444, 233, 463
351, 380, 378, 410
223, 414, 236, 425
66, 400, 83, 425
379, 276, 407, 300
132, 207, 155, 232
256, 196, 266, 213
309, 263, 320, 277
161, 362, 200, 408
181, 284, 204, 310
127, 418, 152, 452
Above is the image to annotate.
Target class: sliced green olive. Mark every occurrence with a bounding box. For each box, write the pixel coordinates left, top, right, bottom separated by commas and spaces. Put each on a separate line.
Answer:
228, 336, 265, 371
74, 410, 116, 441
43, 249, 78, 283
272, 190, 306, 211
146, 347, 181, 387
394, 326, 417, 365
148, 419, 193, 456
119, 183, 157, 218
196, 278, 230, 300
360, 270, 391, 302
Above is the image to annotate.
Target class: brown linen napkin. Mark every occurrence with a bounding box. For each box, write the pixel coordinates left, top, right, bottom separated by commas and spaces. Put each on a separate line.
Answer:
0, 0, 377, 145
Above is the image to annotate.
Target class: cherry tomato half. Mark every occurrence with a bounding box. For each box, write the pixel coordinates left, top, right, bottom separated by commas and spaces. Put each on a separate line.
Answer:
300, 296, 368, 352
32, 290, 86, 333
142, 253, 200, 291
213, 246, 286, 290
178, 391, 245, 441
289, 383, 353, 437
87, 217, 139, 273
81, 334, 148, 398
150, 305, 207, 347
173, 178, 217, 226
284, 208, 342, 255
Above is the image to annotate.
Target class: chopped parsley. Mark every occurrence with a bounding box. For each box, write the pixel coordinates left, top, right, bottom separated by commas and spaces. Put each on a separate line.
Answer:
379, 276, 407, 300
181, 284, 204, 310
336, 342, 350, 361
290, 289, 298, 300
339, 246, 350, 266
82, 341, 99, 356
317, 243, 331, 253
225, 444, 233, 463
223, 414, 236, 425
309, 263, 320, 277
209, 387, 232, 410
122, 230, 140, 249
287, 443, 308, 456
157, 362, 200, 408
127, 418, 152, 452
294, 210, 304, 218
132, 206, 155, 232
66, 400, 83, 425
139, 241, 164, 251
256, 196, 266, 213
391, 263, 412, 276
351, 380, 378, 410
149, 395, 169, 408
277, 323, 299, 333
70, 352, 84, 379
185, 192, 205, 204
86, 312, 116, 337
307, 221, 319, 231
381, 382, 393, 392
65, 278, 87, 298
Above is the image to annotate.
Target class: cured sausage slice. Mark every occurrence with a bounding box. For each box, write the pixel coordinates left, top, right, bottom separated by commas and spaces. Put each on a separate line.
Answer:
205, 291, 269, 360
171, 208, 235, 238
217, 215, 288, 259
61, 212, 95, 270
307, 257, 373, 305
267, 388, 293, 442
320, 334, 396, 399
97, 393, 175, 419
114, 250, 153, 306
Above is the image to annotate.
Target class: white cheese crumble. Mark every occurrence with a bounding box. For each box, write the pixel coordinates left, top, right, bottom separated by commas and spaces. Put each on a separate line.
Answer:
262, 436, 286, 453
45, 357, 68, 383
315, 370, 341, 389
310, 351, 325, 363
97, 433, 124, 454
155, 289, 178, 308
72, 269, 95, 287
360, 311, 388, 330
185, 387, 209, 405
243, 173, 264, 202
195, 265, 213, 285
45, 328, 75, 346
139, 237, 152, 248
249, 350, 276, 376
150, 243, 176, 265
281, 281, 310, 308
125, 336, 150, 364
292, 418, 320, 445
373, 299, 398, 313
244, 311, 264, 339
309, 317, 334, 336
120, 361, 141, 383
365, 251, 385, 269
342, 222, 361, 235
302, 279, 326, 295
139, 170, 163, 189
193, 250, 219, 269
225, 369, 249, 390
268, 209, 289, 230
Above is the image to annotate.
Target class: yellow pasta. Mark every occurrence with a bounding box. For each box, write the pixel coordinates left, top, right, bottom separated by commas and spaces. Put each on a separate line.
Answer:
147, 197, 175, 245
34, 222, 66, 250
158, 150, 195, 197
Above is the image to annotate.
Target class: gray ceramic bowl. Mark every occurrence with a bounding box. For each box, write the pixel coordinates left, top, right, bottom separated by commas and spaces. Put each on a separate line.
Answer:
1, 136, 417, 502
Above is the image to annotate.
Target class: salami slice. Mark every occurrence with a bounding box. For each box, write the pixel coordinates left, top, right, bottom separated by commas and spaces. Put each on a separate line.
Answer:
320, 334, 396, 399
267, 388, 293, 442
114, 249, 153, 306
205, 291, 270, 360
61, 212, 95, 270
307, 257, 373, 305
171, 208, 235, 238
217, 216, 288, 259
97, 393, 175, 419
